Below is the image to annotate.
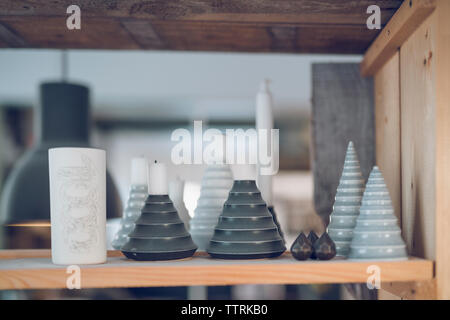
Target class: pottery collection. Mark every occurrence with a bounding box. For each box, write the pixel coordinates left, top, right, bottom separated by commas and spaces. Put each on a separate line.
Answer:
207, 180, 286, 259
190, 165, 233, 250
348, 166, 407, 261
327, 141, 365, 257
121, 194, 197, 261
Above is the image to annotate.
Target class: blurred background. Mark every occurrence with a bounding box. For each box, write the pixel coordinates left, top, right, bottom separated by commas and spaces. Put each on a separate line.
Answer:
0, 49, 364, 299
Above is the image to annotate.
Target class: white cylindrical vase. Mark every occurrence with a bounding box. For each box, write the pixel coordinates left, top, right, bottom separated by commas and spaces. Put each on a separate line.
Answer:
49, 147, 107, 265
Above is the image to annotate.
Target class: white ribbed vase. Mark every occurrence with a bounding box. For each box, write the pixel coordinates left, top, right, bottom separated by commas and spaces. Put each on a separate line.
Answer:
169, 178, 190, 230
327, 141, 365, 257
111, 185, 147, 250
348, 166, 407, 260
190, 164, 233, 250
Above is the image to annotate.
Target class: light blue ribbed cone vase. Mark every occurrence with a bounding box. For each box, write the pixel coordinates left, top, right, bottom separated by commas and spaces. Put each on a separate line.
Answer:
348, 166, 408, 260
189, 164, 233, 250
111, 185, 148, 250
327, 141, 365, 257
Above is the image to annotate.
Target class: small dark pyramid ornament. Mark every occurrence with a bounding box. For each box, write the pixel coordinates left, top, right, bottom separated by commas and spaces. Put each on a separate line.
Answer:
308, 231, 319, 259
313, 233, 336, 260
207, 180, 286, 259
290, 232, 312, 261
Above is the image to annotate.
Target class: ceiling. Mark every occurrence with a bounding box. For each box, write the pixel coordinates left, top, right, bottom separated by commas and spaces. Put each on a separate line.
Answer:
0, 0, 402, 53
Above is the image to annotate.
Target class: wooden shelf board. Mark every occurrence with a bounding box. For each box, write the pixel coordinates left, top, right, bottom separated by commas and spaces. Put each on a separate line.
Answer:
0, 0, 402, 53
0, 250, 434, 290
360, 0, 436, 76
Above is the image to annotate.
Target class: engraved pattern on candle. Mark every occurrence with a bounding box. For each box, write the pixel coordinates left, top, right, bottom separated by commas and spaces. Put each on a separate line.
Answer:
56, 154, 100, 253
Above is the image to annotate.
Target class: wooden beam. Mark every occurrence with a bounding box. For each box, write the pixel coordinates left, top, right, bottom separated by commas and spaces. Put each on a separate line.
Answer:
434, 0, 450, 300
0, 251, 434, 290
394, 0, 450, 299
121, 20, 165, 49
361, 0, 436, 76
0, 249, 124, 260
381, 280, 436, 299
0, 0, 401, 24
374, 52, 401, 224
0, 0, 402, 53
0, 21, 26, 47
400, 5, 435, 266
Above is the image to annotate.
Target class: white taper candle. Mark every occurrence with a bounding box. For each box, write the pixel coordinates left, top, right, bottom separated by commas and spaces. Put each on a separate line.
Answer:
130, 157, 148, 186
256, 79, 274, 206
148, 160, 168, 195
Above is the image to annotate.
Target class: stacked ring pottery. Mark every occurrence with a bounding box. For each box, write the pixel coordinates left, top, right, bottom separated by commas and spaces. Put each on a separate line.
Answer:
268, 206, 285, 243
327, 141, 365, 257
121, 194, 197, 261
348, 166, 407, 260
111, 184, 147, 250
207, 180, 286, 259
190, 164, 233, 250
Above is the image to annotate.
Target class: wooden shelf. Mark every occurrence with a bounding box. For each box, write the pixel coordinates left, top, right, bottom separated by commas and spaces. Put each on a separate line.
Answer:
0, 250, 434, 290
0, 0, 402, 53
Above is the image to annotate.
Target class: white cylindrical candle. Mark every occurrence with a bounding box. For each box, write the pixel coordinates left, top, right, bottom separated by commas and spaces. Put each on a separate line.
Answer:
255, 79, 274, 206
148, 161, 168, 195
48, 147, 106, 265
130, 157, 148, 186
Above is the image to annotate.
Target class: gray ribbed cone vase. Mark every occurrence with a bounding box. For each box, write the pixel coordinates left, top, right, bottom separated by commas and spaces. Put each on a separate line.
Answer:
111, 185, 147, 250
121, 195, 197, 261
207, 180, 286, 259
348, 166, 407, 261
190, 165, 233, 250
268, 206, 285, 243
169, 178, 190, 230
327, 141, 365, 257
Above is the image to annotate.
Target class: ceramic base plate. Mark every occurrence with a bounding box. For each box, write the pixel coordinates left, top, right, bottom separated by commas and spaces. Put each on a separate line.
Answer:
347, 256, 408, 262
122, 249, 197, 261
208, 250, 284, 260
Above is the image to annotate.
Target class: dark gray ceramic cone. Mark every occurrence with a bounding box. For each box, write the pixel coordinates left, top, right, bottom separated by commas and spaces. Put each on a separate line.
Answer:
268, 206, 285, 243
121, 195, 197, 261
207, 180, 286, 259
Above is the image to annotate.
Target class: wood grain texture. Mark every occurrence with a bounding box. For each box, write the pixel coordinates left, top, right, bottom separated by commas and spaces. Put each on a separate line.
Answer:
374, 52, 402, 223
0, 250, 433, 290
361, 0, 436, 76
312, 63, 375, 222
0, 21, 27, 47
381, 280, 436, 299
372, 0, 449, 299
0, 0, 402, 23
400, 11, 435, 263
433, 0, 450, 300
0, 249, 124, 260
0, 16, 139, 49
0, 0, 402, 53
